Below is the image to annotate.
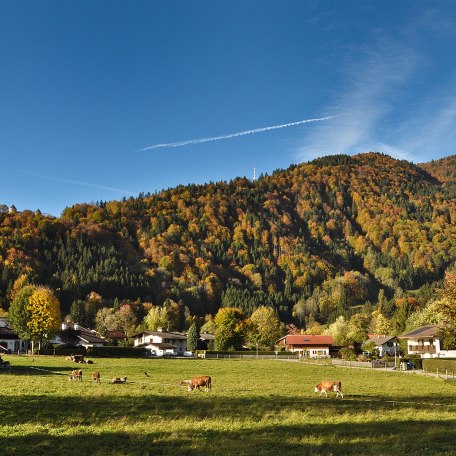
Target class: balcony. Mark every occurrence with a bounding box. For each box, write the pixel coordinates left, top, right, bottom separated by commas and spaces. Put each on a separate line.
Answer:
408, 345, 436, 354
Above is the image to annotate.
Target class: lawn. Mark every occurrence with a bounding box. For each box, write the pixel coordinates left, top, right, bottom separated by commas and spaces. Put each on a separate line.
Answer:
0, 355, 455, 455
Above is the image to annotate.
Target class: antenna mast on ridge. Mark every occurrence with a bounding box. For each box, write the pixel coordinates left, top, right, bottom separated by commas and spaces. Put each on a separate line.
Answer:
253, 167, 257, 182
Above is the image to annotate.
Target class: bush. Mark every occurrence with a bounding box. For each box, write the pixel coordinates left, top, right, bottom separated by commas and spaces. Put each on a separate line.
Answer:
422, 358, 456, 374
39, 347, 86, 356
86, 346, 148, 358
381, 355, 394, 363
400, 355, 422, 369
194, 350, 296, 356
339, 347, 357, 360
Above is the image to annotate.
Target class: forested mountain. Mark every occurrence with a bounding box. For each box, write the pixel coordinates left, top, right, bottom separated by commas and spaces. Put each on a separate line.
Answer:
419, 154, 456, 183
1, 152, 455, 329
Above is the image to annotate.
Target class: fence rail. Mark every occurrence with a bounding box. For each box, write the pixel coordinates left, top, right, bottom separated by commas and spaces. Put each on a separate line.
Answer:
201, 353, 299, 360
331, 359, 395, 369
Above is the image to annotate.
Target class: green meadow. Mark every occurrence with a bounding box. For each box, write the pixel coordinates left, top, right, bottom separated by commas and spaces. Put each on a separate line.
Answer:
0, 356, 455, 456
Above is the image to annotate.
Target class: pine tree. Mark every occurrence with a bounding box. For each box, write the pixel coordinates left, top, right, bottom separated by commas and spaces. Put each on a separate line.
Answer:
187, 322, 199, 352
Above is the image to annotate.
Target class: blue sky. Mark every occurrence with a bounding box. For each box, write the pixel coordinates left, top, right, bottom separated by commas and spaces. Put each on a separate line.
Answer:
1, 0, 456, 216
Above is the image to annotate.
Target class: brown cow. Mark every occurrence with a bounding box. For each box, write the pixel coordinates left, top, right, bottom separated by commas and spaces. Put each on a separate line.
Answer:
68, 369, 83, 381
314, 380, 343, 398
181, 375, 212, 392
92, 371, 101, 383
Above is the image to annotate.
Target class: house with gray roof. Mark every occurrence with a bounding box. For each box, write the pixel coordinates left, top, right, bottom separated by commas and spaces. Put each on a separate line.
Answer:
133, 328, 188, 356
399, 325, 456, 358
53, 323, 107, 348
366, 335, 398, 357
0, 318, 28, 353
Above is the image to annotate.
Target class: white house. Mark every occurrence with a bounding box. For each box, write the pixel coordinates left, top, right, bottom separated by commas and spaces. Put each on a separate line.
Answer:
366, 335, 398, 357
133, 328, 188, 356
0, 318, 27, 353
399, 325, 456, 359
53, 323, 107, 348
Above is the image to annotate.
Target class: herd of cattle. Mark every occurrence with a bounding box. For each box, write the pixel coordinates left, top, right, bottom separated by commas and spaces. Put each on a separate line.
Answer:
68, 369, 127, 384
66, 366, 342, 398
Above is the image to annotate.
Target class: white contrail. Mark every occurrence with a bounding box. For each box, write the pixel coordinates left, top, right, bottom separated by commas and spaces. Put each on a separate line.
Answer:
23, 170, 136, 195
139, 116, 335, 151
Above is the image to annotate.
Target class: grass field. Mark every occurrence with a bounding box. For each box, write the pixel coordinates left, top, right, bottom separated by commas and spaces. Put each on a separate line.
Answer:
1, 355, 455, 456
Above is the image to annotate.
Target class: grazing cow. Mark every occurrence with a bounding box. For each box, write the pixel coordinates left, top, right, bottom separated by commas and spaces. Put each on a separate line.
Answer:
85, 359, 94, 364
111, 376, 127, 384
181, 375, 212, 392
314, 380, 343, 398
68, 369, 83, 381
92, 371, 101, 383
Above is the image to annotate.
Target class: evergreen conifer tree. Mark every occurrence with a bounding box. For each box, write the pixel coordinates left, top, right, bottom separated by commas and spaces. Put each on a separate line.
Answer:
187, 322, 199, 352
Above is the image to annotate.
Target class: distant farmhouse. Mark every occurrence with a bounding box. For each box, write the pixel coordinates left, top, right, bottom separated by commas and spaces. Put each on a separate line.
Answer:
400, 325, 456, 358
0, 318, 28, 353
53, 323, 107, 348
276, 334, 335, 358
133, 328, 188, 357
366, 335, 398, 357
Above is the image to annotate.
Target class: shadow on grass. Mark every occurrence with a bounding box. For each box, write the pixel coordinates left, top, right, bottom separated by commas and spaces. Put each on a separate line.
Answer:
1, 392, 456, 425
7, 365, 76, 376
1, 417, 455, 456
1, 393, 456, 455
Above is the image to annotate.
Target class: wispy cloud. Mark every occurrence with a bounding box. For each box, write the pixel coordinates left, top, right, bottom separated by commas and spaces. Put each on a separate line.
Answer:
23, 171, 135, 195
391, 93, 456, 161
138, 116, 335, 151
296, 10, 456, 164
295, 37, 419, 161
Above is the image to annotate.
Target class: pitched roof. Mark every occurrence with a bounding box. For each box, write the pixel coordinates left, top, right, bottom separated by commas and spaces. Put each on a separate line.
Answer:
368, 335, 396, 346
133, 330, 187, 340
58, 324, 107, 345
399, 325, 440, 339
277, 335, 334, 345
146, 342, 177, 349
0, 326, 20, 340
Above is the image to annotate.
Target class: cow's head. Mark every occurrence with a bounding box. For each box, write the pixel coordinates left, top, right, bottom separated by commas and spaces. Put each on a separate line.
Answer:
314, 385, 319, 393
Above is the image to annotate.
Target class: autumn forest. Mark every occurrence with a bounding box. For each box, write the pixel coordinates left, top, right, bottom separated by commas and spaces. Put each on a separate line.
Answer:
1, 152, 455, 342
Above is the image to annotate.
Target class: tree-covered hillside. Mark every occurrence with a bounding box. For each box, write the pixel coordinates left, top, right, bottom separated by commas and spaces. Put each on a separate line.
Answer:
1, 152, 455, 330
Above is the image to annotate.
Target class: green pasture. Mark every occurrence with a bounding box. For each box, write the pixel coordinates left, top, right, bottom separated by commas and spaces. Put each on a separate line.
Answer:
0, 355, 455, 456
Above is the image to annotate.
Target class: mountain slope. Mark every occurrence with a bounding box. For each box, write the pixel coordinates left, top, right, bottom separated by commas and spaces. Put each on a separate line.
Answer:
1, 152, 455, 325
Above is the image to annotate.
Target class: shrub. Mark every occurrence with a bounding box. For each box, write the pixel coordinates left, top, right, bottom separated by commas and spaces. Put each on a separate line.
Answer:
422, 358, 456, 374
86, 346, 148, 358
339, 347, 357, 360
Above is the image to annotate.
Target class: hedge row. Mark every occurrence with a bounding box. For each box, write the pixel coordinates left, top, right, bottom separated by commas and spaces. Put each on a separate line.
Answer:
39, 348, 86, 356
40, 346, 148, 358
422, 358, 456, 373
195, 350, 296, 356
86, 346, 149, 357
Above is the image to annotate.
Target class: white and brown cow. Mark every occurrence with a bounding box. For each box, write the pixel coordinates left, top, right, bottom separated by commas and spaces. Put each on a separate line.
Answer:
92, 371, 101, 383
314, 380, 343, 398
181, 375, 212, 392
68, 369, 83, 381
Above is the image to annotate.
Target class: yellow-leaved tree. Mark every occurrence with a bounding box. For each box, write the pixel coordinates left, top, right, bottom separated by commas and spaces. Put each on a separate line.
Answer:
26, 287, 61, 350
